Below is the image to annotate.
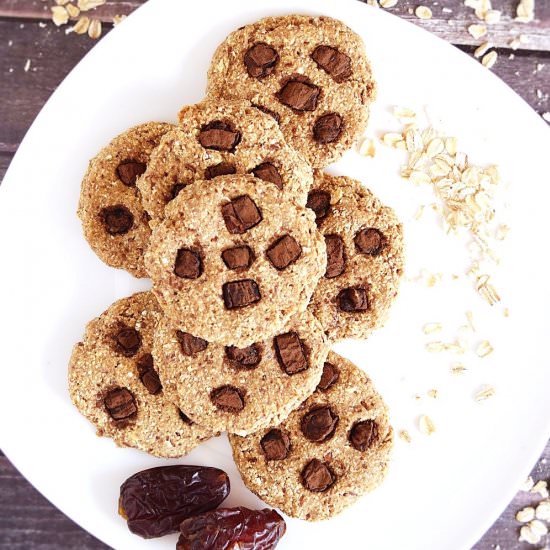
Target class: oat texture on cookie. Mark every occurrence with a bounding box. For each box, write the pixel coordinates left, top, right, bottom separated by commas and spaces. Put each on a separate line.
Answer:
145, 174, 327, 347
138, 100, 313, 223
230, 352, 393, 521
306, 172, 404, 342
68, 291, 215, 457
206, 15, 375, 169
77, 122, 173, 277
153, 310, 329, 436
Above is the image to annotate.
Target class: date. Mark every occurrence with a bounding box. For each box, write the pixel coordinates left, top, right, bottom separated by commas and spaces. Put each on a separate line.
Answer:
118, 465, 230, 538
177, 507, 286, 550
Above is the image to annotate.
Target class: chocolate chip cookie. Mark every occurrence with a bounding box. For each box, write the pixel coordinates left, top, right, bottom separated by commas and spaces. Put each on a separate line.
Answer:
153, 310, 328, 436
68, 291, 214, 457
145, 174, 326, 347
138, 100, 312, 223
229, 352, 393, 521
306, 172, 404, 342
78, 122, 173, 277
206, 15, 375, 168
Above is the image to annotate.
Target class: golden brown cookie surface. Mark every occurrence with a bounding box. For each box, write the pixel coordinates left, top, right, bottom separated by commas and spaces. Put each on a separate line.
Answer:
78, 122, 173, 277
68, 291, 215, 457
230, 352, 393, 521
207, 15, 375, 168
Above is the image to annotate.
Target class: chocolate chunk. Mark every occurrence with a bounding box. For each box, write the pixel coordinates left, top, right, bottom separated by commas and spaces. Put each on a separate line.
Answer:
225, 344, 261, 369
136, 353, 162, 395
266, 235, 302, 270
277, 79, 320, 111
116, 159, 146, 186
301, 406, 339, 442
349, 420, 378, 451
170, 183, 186, 201
210, 385, 245, 412
100, 205, 134, 235
115, 327, 141, 357
198, 121, 241, 152
252, 103, 281, 124
317, 362, 339, 391
260, 429, 291, 460
311, 45, 352, 82
222, 279, 261, 309
355, 228, 386, 256
313, 113, 343, 144
204, 162, 236, 180
221, 195, 262, 234
274, 332, 308, 375
301, 459, 335, 493
176, 331, 208, 356
221, 246, 254, 271
178, 410, 194, 425
324, 234, 346, 278
174, 248, 203, 279
338, 287, 369, 312
104, 387, 137, 421
252, 162, 283, 190
244, 43, 279, 78
306, 190, 331, 224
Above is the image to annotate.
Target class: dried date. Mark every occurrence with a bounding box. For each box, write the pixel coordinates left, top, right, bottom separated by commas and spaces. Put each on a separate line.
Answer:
118, 465, 230, 538
177, 507, 286, 550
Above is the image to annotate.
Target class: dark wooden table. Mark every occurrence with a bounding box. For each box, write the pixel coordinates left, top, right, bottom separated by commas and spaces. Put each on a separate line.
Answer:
0, 1, 549, 548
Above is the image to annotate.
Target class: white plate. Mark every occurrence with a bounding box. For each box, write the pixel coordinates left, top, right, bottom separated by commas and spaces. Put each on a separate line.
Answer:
1, 0, 549, 548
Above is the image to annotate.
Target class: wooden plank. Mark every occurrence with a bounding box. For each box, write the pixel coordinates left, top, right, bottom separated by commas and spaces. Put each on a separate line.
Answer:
0, 0, 549, 50
0, 456, 110, 549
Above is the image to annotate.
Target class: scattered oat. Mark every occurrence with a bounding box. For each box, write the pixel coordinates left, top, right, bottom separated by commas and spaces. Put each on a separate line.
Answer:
71, 15, 90, 34
522, 476, 535, 492
482, 50, 498, 69
535, 501, 550, 521
88, 18, 102, 39
55, 0, 70, 4
495, 224, 510, 240
423, 322, 442, 335
476, 275, 501, 305
66, 3, 80, 17
358, 137, 376, 157
393, 106, 417, 122
23, 59, 31, 72
414, 205, 426, 220
468, 24, 487, 38
516, 0, 535, 23
77, 0, 105, 11
542, 113, 550, 123
112, 14, 127, 25
474, 41, 493, 58
427, 389, 438, 399
426, 341, 445, 352
451, 363, 467, 375
399, 429, 412, 442
382, 132, 405, 148
465, 311, 475, 331
475, 385, 495, 401
520, 520, 548, 544
418, 415, 436, 435
531, 480, 549, 499
380, 0, 399, 7
51, 5, 69, 26
516, 506, 536, 523
410, 170, 432, 185
503, 307, 510, 317
476, 340, 494, 358
38, 21, 47, 28
484, 9, 501, 23
415, 6, 433, 19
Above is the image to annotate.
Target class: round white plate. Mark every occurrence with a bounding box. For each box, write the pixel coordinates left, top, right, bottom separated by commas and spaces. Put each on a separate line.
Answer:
1, 0, 549, 548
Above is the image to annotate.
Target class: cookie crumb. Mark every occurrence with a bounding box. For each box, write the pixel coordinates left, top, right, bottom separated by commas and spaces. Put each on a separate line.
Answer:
23, 59, 31, 72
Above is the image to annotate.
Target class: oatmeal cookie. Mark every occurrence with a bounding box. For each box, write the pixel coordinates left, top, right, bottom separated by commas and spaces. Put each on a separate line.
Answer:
68, 291, 214, 457
230, 352, 393, 521
207, 15, 375, 168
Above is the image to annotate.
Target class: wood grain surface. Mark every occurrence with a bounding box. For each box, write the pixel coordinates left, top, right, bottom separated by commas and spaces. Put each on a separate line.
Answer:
0, 1, 549, 549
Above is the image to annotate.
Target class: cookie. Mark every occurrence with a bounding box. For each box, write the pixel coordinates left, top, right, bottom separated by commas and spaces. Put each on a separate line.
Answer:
230, 352, 393, 521
68, 291, 215, 457
138, 100, 312, 224
78, 122, 173, 277
145, 174, 326, 347
306, 172, 404, 342
206, 15, 375, 168
153, 310, 328, 436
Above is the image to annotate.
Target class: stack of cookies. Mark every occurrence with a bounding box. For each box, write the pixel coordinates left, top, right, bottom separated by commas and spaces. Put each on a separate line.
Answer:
69, 14, 404, 522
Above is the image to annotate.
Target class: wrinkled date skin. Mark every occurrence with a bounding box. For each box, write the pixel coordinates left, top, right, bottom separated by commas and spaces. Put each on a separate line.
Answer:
119, 465, 230, 539
177, 507, 286, 550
